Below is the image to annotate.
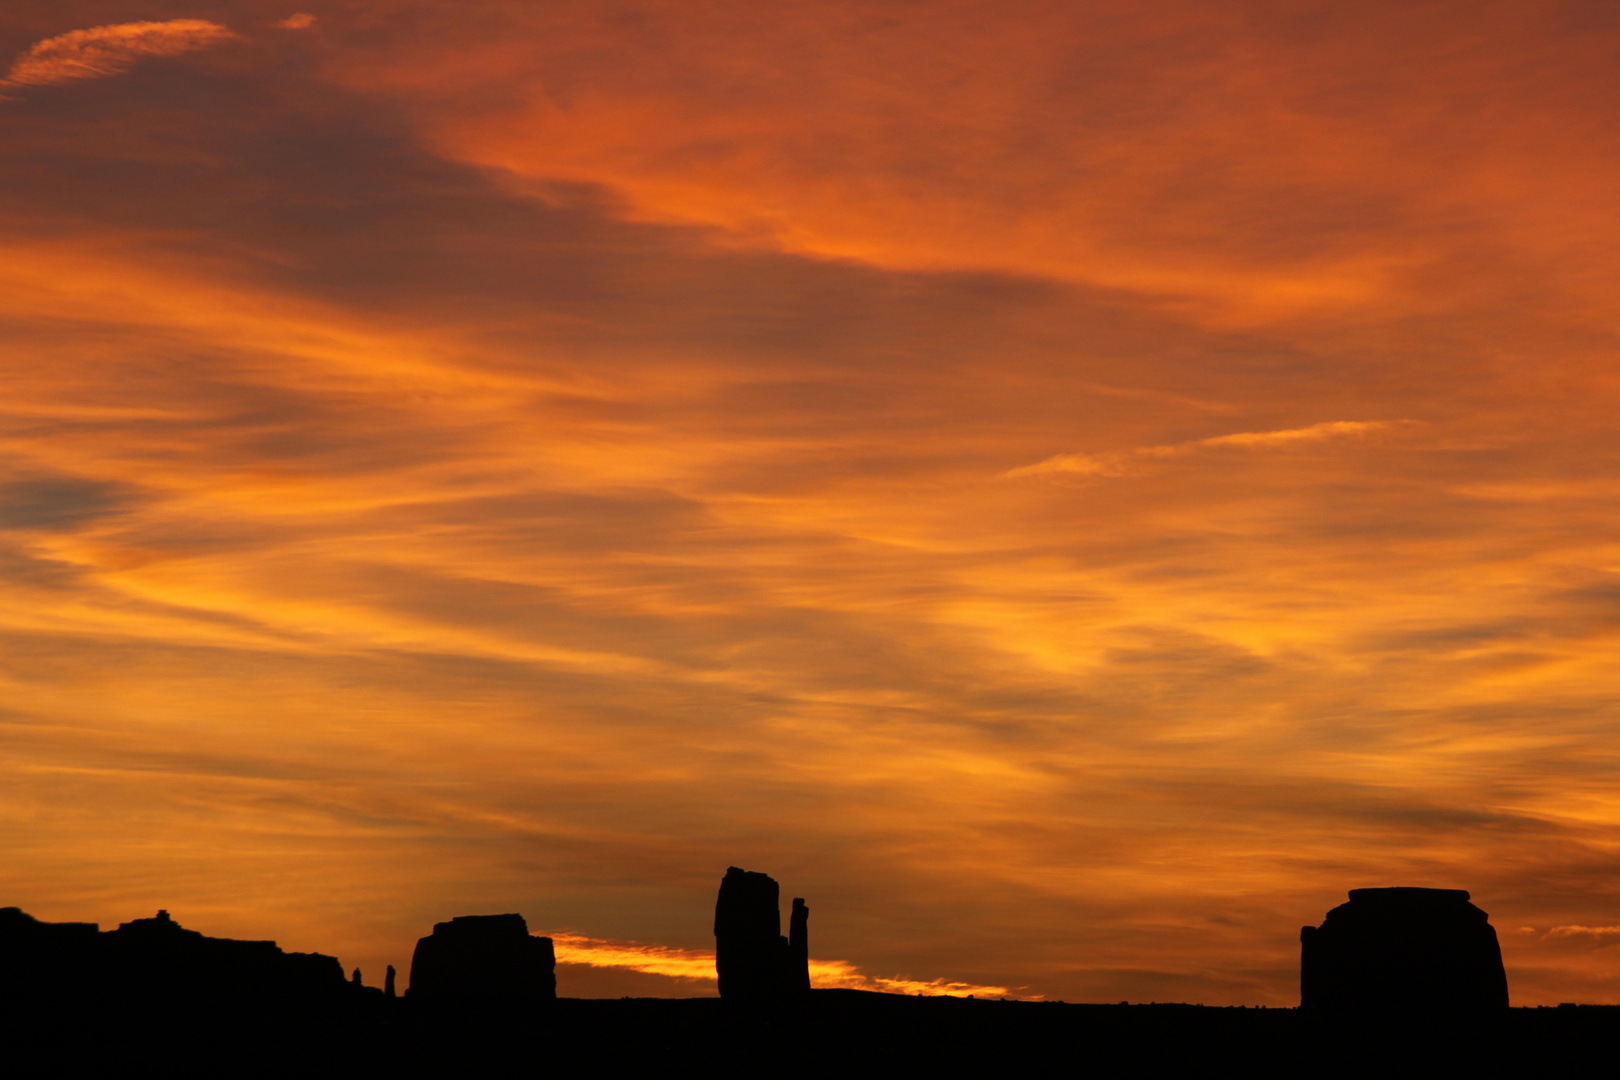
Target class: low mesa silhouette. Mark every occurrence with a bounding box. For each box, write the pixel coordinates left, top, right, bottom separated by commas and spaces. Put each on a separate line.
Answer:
2, 874, 1615, 1074
408, 913, 557, 1007
1301, 888, 1509, 1012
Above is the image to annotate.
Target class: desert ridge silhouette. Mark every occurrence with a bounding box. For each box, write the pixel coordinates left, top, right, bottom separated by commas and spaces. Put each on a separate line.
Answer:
3, 874, 1619, 1075
1301, 888, 1509, 1012
0, 904, 359, 1015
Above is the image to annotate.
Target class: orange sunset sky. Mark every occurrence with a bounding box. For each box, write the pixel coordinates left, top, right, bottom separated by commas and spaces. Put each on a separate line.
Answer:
4, 0, 1620, 1005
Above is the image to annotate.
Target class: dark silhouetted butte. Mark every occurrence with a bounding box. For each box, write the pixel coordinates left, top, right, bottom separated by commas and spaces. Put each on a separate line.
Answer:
1300, 887, 1508, 1011
408, 913, 556, 1006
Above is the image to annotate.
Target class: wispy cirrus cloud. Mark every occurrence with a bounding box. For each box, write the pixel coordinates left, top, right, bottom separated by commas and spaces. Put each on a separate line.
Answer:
1002, 420, 1391, 479
9, 0, 1620, 1010
1, 19, 235, 90
807, 957, 1030, 999
552, 933, 1025, 998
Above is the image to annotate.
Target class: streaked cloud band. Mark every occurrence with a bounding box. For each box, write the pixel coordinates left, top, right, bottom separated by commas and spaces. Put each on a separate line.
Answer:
2, 19, 234, 89
1003, 421, 1391, 479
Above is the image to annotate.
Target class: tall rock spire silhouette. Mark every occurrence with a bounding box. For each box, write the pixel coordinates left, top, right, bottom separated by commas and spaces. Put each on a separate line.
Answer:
713, 867, 810, 1001
790, 897, 811, 994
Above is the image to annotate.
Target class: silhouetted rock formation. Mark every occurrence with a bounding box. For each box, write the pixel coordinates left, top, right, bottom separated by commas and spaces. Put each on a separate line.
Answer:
713, 867, 810, 1001
0, 906, 349, 1017
1300, 887, 1509, 1011
11, 893, 1620, 1076
791, 897, 811, 994
104, 909, 350, 1009
386, 963, 397, 998
407, 913, 556, 1007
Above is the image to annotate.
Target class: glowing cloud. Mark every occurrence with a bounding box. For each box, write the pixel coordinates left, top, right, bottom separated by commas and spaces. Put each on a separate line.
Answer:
805, 957, 1030, 999
1003, 421, 1390, 479
1, 19, 235, 89
551, 933, 717, 982
551, 934, 1024, 998
275, 14, 317, 31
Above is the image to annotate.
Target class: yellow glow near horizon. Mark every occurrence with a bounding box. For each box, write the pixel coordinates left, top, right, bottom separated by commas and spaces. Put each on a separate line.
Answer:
551, 934, 1022, 998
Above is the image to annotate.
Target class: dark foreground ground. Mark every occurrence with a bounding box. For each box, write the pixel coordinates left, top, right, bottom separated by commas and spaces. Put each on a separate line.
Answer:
9, 991, 1620, 1076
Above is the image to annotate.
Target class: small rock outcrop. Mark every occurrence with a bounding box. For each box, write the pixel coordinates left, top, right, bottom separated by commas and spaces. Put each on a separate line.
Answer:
713, 867, 810, 1001
1300, 887, 1509, 1011
407, 914, 556, 1006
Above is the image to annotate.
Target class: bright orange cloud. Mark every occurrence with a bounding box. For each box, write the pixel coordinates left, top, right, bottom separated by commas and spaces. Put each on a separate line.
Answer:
1, 19, 235, 89
323, 2, 1620, 329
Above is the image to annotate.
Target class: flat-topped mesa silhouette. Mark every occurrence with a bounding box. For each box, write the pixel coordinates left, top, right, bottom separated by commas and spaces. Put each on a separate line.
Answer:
1301, 888, 1509, 1011
0, 906, 349, 1014
713, 867, 810, 1001
407, 913, 556, 1006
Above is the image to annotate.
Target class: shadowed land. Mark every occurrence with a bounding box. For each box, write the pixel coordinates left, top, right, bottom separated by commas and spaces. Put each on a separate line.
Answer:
2, 871, 1615, 1075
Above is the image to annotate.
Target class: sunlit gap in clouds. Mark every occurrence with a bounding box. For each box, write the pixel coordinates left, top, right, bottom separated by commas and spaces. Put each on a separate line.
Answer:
550, 934, 1029, 999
